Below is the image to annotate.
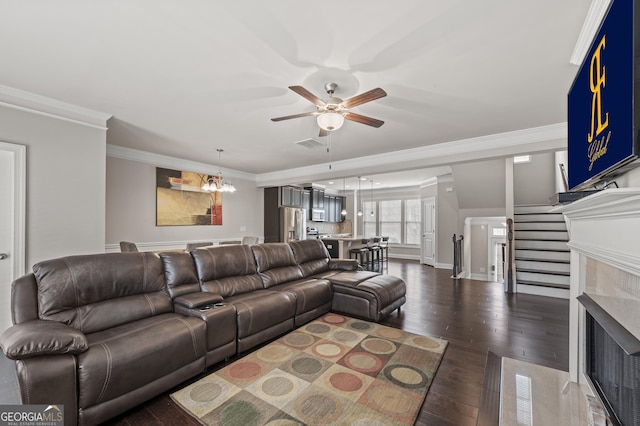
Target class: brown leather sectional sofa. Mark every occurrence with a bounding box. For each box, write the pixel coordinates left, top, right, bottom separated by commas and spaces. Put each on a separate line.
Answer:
0, 239, 406, 426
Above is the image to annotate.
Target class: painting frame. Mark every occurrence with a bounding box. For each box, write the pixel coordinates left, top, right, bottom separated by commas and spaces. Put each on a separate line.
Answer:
156, 167, 223, 226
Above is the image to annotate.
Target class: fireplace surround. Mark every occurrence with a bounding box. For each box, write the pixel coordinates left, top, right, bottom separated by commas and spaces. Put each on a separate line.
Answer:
580, 294, 640, 425
555, 188, 640, 425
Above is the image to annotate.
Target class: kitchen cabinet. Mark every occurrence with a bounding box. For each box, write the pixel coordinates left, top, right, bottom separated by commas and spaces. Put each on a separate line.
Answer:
308, 188, 324, 209
302, 190, 310, 212
336, 196, 344, 221
321, 195, 345, 223
326, 196, 336, 222
280, 186, 304, 208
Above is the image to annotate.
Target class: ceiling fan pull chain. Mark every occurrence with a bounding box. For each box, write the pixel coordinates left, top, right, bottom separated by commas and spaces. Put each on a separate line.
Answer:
328, 131, 332, 169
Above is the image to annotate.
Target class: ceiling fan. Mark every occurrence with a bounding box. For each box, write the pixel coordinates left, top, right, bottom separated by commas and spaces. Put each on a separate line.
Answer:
271, 82, 387, 135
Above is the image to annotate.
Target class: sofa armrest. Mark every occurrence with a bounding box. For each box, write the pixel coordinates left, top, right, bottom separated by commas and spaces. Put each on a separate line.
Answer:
329, 259, 360, 271
174, 292, 223, 309
0, 320, 88, 360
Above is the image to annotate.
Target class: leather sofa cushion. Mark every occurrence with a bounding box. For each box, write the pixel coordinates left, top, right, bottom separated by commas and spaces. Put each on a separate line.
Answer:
159, 251, 200, 298
33, 253, 172, 334
223, 290, 296, 338
1, 319, 88, 360
10, 274, 39, 324
78, 313, 205, 409
252, 243, 303, 288
289, 240, 331, 277
271, 278, 333, 315
192, 245, 264, 296
327, 270, 380, 286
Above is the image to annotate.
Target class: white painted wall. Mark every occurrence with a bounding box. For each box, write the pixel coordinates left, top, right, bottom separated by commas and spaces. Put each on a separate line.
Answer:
106, 156, 263, 248
0, 100, 108, 269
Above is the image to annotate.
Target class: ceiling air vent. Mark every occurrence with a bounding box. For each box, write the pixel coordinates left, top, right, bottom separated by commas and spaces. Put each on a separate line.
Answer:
294, 138, 326, 149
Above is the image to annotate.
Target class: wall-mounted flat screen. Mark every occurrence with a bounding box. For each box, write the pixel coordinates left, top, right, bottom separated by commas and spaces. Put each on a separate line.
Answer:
567, 0, 640, 190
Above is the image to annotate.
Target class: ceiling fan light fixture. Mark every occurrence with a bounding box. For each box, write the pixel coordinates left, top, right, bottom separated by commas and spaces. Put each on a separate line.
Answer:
317, 111, 344, 131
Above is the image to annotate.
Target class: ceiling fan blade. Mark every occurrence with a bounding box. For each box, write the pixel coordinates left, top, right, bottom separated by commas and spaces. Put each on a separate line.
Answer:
271, 112, 316, 122
289, 86, 326, 106
341, 88, 387, 109
344, 112, 385, 128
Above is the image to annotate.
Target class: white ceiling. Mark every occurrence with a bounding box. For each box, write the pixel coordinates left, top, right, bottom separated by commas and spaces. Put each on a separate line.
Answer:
0, 1, 591, 188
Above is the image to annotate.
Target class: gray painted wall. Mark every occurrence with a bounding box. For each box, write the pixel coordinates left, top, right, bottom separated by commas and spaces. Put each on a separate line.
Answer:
436, 180, 459, 267
514, 152, 556, 205
470, 224, 489, 276
0, 103, 107, 269
106, 156, 263, 246
451, 159, 506, 209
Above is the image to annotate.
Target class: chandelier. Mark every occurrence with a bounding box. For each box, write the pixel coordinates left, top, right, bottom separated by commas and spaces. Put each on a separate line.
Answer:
201, 149, 236, 193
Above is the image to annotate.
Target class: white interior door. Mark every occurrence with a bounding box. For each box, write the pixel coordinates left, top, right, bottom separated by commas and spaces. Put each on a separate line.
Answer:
0, 142, 26, 332
421, 198, 435, 266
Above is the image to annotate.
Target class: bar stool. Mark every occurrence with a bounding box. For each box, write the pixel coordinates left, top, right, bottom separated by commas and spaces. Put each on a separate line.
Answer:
379, 236, 389, 268
368, 237, 382, 272
349, 239, 370, 269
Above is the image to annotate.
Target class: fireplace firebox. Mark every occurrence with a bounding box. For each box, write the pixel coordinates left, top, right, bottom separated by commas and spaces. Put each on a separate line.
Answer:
580, 294, 640, 425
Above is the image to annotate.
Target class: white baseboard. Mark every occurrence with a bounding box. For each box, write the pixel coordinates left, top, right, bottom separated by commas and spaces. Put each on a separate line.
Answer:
470, 273, 491, 281
389, 254, 421, 261
436, 262, 453, 270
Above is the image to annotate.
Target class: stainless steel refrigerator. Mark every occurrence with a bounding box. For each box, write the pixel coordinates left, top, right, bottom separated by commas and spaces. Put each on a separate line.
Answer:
280, 207, 306, 243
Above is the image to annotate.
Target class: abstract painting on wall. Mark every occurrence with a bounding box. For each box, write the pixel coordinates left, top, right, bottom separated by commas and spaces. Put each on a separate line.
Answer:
156, 167, 222, 226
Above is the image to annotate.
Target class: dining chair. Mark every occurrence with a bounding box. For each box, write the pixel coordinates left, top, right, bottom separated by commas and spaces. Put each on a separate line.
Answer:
186, 242, 213, 251
241, 236, 259, 245
119, 241, 139, 253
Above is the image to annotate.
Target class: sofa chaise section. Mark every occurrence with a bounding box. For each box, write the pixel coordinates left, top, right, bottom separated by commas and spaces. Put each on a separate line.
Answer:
289, 239, 407, 322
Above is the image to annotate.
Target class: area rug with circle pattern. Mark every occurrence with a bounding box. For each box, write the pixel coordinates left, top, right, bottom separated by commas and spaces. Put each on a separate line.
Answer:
171, 313, 448, 425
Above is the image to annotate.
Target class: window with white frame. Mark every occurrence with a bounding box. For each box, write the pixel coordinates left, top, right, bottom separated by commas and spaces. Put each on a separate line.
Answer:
362, 201, 377, 238
361, 198, 421, 245
405, 199, 421, 245
380, 200, 401, 243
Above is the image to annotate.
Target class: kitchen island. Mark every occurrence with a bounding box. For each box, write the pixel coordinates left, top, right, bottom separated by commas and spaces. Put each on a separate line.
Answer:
320, 237, 369, 259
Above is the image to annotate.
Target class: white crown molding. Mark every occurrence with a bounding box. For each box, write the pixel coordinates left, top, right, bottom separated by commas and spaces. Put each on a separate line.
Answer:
419, 177, 438, 188
0, 84, 112, 130
256, 122, 567, 187
108, 122, 566, 187
107, 144, 256, 181
569, 0, 612, 66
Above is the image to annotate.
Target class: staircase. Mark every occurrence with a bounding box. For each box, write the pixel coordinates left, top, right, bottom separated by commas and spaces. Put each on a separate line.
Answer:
513, 205, 570, 298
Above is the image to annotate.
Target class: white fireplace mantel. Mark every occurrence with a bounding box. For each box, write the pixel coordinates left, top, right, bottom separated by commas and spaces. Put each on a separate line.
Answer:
553, 188, 640, 277
553, 187, 640, 391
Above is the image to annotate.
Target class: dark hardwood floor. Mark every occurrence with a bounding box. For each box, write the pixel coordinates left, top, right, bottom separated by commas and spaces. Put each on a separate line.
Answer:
2, 259, 569, 425
380, 261, 569, 425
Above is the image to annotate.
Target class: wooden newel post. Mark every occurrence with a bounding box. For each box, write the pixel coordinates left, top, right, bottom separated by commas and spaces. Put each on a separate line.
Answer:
452, 234, 464, 278
505, 218, 514, 293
